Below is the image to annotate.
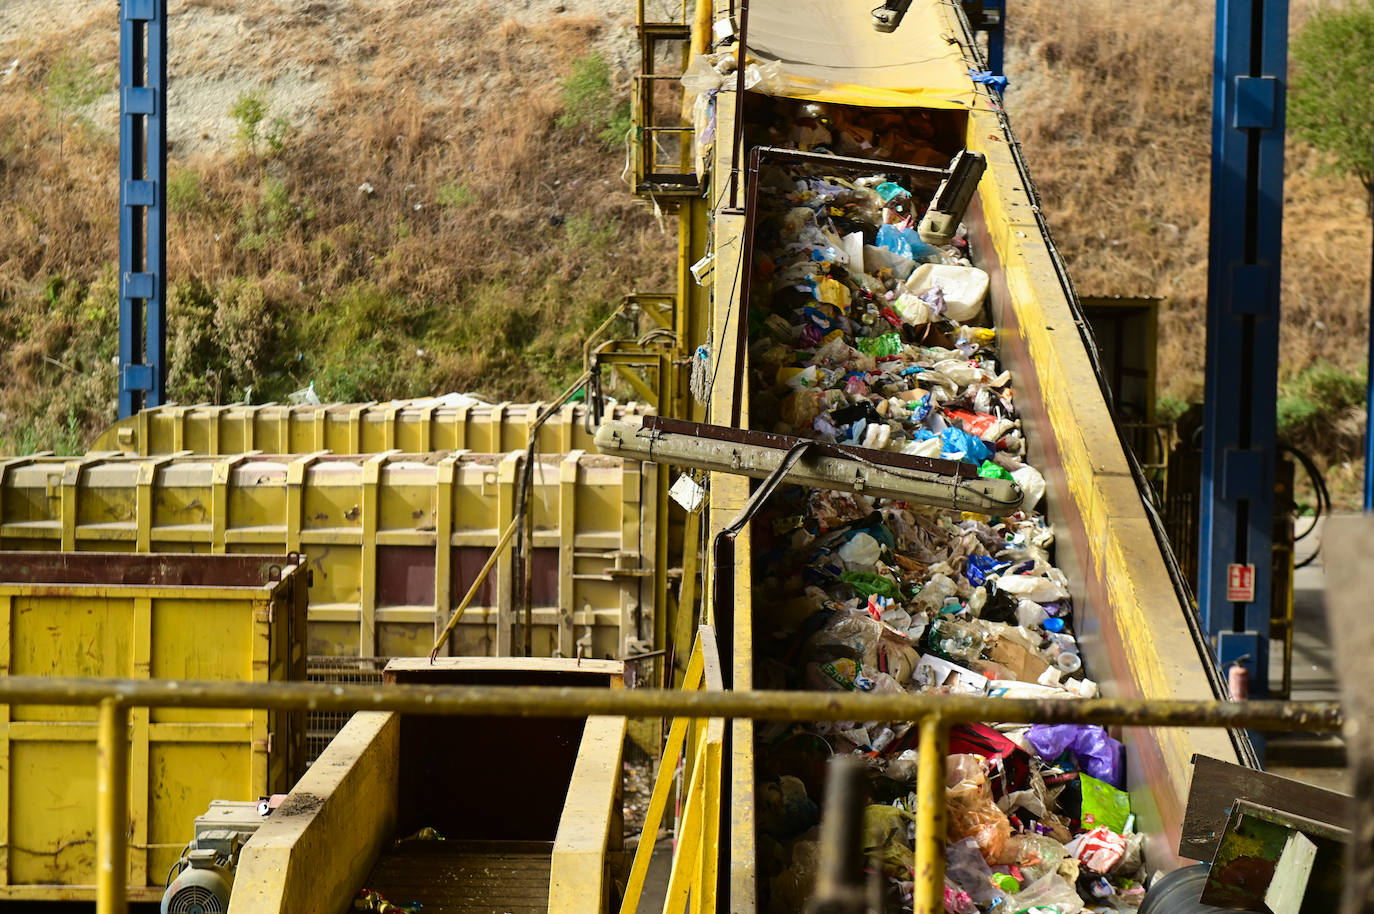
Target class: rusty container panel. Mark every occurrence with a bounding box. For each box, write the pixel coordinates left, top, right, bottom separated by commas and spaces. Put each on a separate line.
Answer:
0, 451, 655, 663
90, 399, 650, 458
0, 551, 307, 902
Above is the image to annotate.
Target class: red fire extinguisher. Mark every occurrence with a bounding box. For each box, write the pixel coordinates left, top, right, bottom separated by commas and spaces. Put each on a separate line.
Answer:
1226, 654, 1251, 700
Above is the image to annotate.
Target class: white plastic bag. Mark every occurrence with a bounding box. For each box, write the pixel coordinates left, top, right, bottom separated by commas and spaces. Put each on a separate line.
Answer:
681, 55, 724, 97
1012, 464, 1047, 510
906, 264, 989, 322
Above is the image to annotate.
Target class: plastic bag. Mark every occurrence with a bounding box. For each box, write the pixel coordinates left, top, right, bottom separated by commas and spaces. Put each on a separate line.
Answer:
1079, 773, 1131, 833
1026, 724, 1125, 787
806, 609, 882, 666
1070, 826, 1127, 874
856, 332, 903, 357
944, 878, 979, 914
1006, 871, 1084, 914
743, 58, 788, 96
806, 658, 875, 692
945, 754, 1012, 864
287, 381, 321, 406
906, 264, 989, 323
839, 571, 900, 600
681, 54, 725, 97
928, 617, 988, 664
1012, 464, 1046, 510
837, 532, 882, 568
978, 459, 1012, 481
994, 572, 1069, 603
940, 427, 992, 464
769, 838, 820, 914
863, 804, 915, 877
945, 837, 1009, 907
1012, 832, 1070, 882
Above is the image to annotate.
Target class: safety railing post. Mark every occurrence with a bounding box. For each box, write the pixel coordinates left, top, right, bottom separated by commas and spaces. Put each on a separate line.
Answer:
914, 715, 949, 914
97, 698, 130, 914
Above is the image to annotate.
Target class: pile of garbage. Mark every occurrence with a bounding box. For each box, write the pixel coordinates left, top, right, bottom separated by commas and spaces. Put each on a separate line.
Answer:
743, 157, 1146, 913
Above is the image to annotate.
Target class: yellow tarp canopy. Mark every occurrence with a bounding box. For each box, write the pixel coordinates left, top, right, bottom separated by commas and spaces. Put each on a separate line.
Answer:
745, 0, 979, 109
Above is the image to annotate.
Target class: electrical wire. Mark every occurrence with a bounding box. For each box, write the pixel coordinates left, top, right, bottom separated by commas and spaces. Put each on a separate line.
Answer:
1283, 443, 1329, 567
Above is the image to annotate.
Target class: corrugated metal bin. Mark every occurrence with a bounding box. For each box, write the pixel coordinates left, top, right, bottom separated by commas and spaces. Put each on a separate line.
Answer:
0, 451, 656, 661
0, 551, 307, 901
90, 399, 649, 457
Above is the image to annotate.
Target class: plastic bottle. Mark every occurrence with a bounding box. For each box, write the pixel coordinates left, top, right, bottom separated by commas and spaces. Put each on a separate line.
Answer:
929, 618, 986, 663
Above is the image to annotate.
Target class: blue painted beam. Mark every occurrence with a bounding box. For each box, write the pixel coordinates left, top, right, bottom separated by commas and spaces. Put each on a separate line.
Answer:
1198, 0, 1287, 696
118, 0, 166, 418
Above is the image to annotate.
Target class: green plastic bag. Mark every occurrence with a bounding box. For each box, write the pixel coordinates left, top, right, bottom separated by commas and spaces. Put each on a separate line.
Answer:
978, 460, 1012, 480
856, 332, 902, 358
839, 571, 900, 600
1079, 772, 1131, 833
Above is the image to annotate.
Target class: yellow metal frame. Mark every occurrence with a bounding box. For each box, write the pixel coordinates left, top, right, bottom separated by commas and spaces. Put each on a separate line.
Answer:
550, 715, 631, 914
632, 0, 698, 199
0, 557, 306, 900
92, 400, 652, 457
620, 627, 724, 914
0, 451, 654, 661
35, 672, 1339, 914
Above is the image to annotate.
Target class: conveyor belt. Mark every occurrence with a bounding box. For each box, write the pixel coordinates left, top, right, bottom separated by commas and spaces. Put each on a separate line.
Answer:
364, 840, 554, 914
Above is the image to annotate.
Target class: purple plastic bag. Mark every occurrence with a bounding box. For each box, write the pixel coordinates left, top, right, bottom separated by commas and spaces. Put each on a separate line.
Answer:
1026, 724, 1124, 787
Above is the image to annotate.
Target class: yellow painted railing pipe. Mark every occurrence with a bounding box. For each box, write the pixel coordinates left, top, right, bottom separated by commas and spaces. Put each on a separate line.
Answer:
97, 699, 129, 914
914, 716, 950, 914
0, 677, 1340, 730
2, 674, 1339, 913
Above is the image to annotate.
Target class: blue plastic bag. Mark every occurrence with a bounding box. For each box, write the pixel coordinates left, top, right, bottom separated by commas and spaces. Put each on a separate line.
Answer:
940, 427, 992, 464
876, 223, 914, 259
964, 554, 1010, 586
876, 223, 941, 262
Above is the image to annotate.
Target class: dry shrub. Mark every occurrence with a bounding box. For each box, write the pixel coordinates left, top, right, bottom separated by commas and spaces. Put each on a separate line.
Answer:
1006, 0, 1372, 502
0, 1, 671, 453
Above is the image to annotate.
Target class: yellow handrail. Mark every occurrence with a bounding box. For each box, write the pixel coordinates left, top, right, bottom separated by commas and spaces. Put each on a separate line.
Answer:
620, 625, 725, 914
0, 674, 1339, 914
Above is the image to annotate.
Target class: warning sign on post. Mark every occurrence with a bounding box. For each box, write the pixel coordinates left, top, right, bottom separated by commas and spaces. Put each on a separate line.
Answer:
1226, 563, 1256, 602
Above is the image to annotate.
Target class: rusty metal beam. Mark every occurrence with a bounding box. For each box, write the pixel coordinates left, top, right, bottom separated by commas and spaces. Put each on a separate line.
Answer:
0, 676, 1341, 730
594, 420, 1022, 513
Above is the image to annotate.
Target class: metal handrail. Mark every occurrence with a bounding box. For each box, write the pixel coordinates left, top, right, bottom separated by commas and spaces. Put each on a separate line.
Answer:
620, 625, 726, 914
8, 674, 1338, 914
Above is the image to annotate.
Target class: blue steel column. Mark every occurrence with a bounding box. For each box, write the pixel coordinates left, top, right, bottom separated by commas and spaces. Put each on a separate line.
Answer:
982, 0, 1004, 76
1198, 0, 1287, 695
118, 0, 166, 418
1365, 217, 1373, 512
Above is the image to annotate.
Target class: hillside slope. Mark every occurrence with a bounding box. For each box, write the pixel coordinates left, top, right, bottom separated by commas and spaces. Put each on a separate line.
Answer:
1005, 0, 1371, 499
0, 0, 670, 451
0, 0, 1368, 499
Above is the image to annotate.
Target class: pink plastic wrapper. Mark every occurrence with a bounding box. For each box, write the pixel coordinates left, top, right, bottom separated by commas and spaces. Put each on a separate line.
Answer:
1075, 826, 1126, 874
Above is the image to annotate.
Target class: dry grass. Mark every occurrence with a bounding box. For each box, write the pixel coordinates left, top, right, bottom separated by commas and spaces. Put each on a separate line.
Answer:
1, 0, 1370, 504
0, 1, 670, 452
1006, 0, 1372, 503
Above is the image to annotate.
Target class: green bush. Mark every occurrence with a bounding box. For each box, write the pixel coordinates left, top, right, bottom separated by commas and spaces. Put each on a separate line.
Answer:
1276, 360, 1367, 438
231, 90, 291, 157
1289, 0, 1374, 197
436, 180, 475, 209
167, 170, 205, 213
238, 177, 315, 250
564, 213, 618, 253
45, 53, 105, 158
556, 53, 630, 150
45, 54, 104, 125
